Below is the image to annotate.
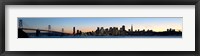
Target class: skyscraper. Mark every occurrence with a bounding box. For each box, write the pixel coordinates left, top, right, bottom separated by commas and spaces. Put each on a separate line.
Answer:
73, 27, 75, 35
96, 27, 100, 31
95, 27, 100, 35
122, 25, 125, 31
131, 24, 133, 32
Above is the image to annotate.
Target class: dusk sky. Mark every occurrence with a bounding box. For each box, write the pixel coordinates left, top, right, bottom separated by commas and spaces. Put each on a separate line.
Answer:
18, 17, 182, 33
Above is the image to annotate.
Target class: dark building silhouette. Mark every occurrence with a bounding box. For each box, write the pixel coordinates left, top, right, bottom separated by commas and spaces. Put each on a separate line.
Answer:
128, 29, 131, 32
95, 27, 100, 36
131, 24, 133, 32
73, 27, 75, 35
122, 25, 126, 31
77, 30, 80, 34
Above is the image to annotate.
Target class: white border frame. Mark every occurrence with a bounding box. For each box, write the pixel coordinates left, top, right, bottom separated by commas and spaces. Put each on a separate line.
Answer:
5, 5, 195, 51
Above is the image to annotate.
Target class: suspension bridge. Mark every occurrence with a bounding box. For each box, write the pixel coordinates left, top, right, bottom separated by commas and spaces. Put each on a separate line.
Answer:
18, 19, 71, 36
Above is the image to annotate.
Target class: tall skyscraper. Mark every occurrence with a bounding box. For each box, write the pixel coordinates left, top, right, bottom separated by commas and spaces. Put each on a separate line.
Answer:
131, 24, 133, 32
73, 27, 75, 34
122, 25, 125, 31
96, 27, 100, 31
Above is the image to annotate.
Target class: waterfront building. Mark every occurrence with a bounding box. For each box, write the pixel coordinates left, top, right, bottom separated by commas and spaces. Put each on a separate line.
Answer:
96, 27, 100, 31
128, 29, 131, 32
73, 27, 75, 35
99, 27, 104, 35
77, 30, 79, 34
122, 25, 126, 31
131, 24, 133, 32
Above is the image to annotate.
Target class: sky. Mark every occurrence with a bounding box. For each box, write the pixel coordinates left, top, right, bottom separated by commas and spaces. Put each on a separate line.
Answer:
18, 17, 182, 33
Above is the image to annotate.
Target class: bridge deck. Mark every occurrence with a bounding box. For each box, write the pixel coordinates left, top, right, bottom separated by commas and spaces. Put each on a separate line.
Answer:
20, 28, 64, 33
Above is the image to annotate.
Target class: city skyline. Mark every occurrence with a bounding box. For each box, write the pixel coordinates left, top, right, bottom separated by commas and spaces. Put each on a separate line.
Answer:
18, 17, 182, 34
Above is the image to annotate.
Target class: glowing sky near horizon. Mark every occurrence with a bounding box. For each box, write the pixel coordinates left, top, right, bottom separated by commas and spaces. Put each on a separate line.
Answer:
18, 17, 182, 33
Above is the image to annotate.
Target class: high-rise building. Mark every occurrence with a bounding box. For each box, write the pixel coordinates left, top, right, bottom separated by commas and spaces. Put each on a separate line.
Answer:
128, 29, 131, 32
95, 27, 100, 35
122, 25, 125, 31
131, 24, 133, 32
73, 27, 75, 35
109, 27, 113, 31
79, 30, 82, 34
101, 27, 104, 30
77, 30, 79, 34
100, 27, 104, 35
96, 27, 100, 31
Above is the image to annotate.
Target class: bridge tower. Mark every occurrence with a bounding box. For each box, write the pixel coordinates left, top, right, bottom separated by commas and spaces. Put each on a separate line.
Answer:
18, 19, 23, 28
48, 25, 51, 30
48, 25, 51, 36
61, 28, 64, 36
62, 28, 64, 33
